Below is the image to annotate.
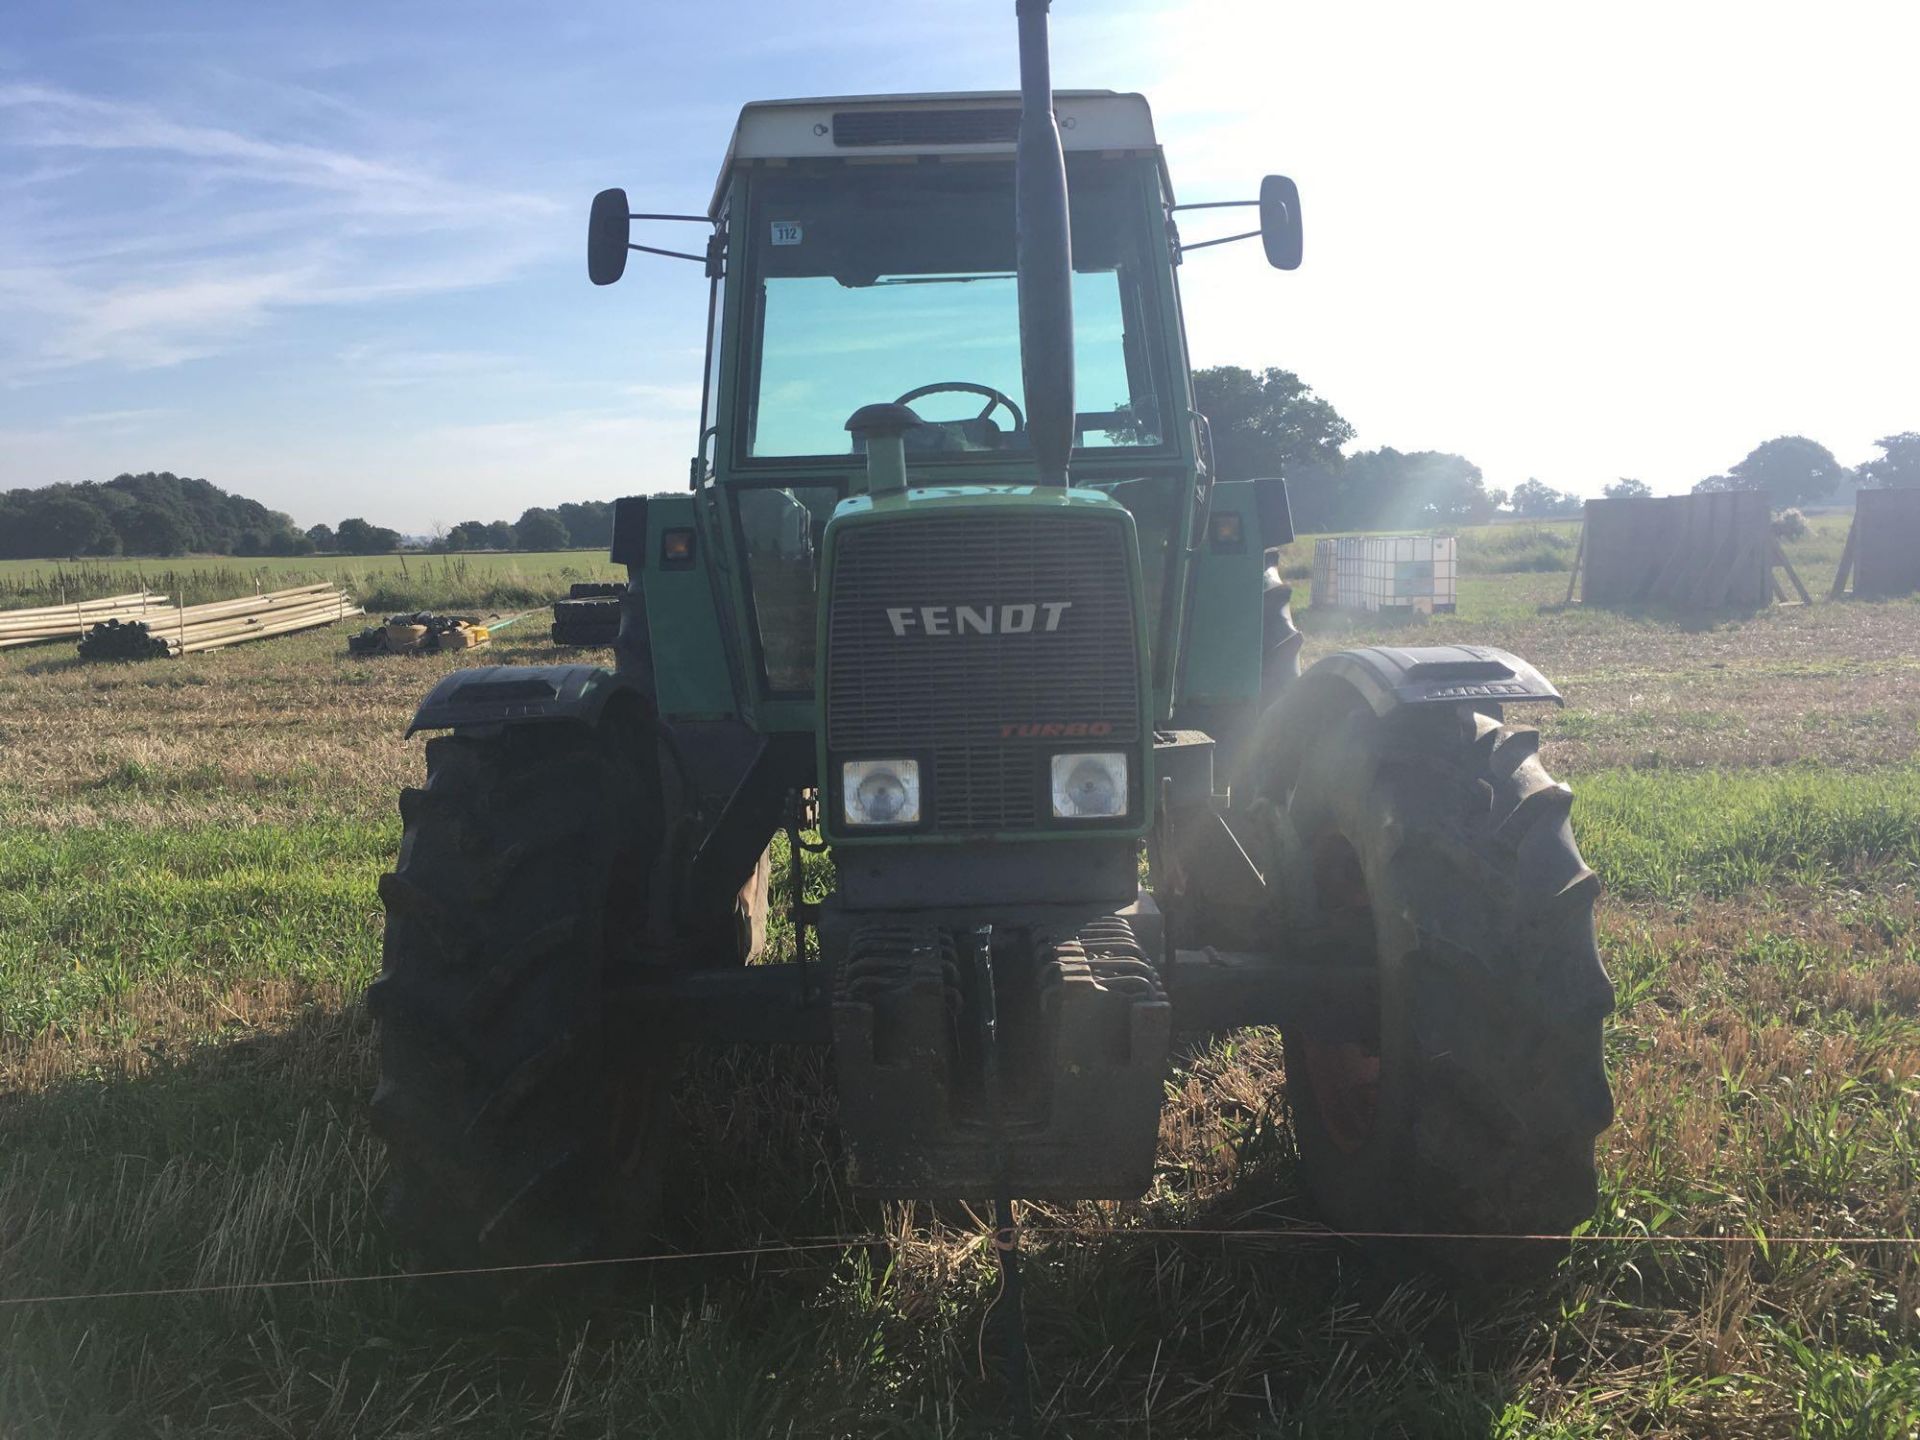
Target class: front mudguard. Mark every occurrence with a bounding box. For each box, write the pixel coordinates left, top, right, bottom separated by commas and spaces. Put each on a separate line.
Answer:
1197, 643, 1568, 950
402, 664, 775, 959
1250, 641, 1564, 842
1235, 643, 1561, 793
1299, 644, 1563, 717
405, 664, 649, 737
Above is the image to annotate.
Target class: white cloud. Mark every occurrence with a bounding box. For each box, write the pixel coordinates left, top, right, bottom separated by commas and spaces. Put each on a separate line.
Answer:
419, 406, 685, 467
0, 81, 561, 378
619, 380, 705, 410
12, 263, 322, 370
0, 82, 552, 225
373, 406, 692, 527
333, 342, 515, 388
55, 407, 172, 428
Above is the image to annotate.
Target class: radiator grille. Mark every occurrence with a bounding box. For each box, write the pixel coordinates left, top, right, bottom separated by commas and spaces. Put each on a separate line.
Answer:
832, 108, 1021, 149
826, 513, 1141, 832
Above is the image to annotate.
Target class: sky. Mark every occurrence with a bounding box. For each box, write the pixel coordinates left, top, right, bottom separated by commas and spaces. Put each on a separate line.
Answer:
3, 0, 1917, 533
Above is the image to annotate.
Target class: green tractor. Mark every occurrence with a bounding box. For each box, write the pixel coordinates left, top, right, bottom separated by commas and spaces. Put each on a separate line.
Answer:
368, 0, 1611, 1265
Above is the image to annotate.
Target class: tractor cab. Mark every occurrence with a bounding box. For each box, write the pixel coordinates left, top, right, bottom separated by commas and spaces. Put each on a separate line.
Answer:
717, 93, 1179, 467
589, 89, 1302, 743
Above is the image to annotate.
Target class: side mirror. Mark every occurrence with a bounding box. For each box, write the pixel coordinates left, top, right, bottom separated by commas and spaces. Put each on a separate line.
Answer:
1259, 176, 1303, 271
588, 188, 631, 286
609, 495, 648, 568
1255, 475, 1295, 547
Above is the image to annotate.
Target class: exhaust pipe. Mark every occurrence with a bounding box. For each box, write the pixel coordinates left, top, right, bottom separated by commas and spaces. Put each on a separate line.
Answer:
1015, 0, 1074, 487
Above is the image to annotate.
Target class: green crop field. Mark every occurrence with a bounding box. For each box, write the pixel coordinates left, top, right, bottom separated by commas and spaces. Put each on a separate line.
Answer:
3, 514, 1918, 1437
0, 549, 624, 615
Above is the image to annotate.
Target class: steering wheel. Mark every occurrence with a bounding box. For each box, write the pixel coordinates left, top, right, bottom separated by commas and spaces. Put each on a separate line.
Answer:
894, 381, 1025, 433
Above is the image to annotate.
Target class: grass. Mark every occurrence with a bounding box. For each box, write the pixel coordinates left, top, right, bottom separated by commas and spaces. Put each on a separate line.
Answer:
1454, 520, 1580, 573
0, 822, 388, 1045
3, 519, 1919, 1435
1269, 520, 1585, 583
5, 770, 1914, 1052
1271, 510, 1852, 594
1, 511, 1851, 614
1577, 767, 1920, 901
0, 550, 623, 613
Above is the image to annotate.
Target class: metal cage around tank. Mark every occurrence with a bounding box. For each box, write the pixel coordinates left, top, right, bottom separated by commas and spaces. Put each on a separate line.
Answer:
1310, 534, 1458, 614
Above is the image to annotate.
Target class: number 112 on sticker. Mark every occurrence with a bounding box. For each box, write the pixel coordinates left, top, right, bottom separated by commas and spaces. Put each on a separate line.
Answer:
771, 221, 803, 246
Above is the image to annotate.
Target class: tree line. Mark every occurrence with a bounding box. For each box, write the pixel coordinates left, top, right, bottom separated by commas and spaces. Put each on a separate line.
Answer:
0, 472, 619, 559
1194, 366, 1919, 530
427, 502, 613, 554
0, 473, 309, 560
301, 503, 612, 555
7, 393, 1915, 559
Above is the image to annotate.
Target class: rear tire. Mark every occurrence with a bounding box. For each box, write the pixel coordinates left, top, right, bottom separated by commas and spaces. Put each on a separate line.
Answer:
367, 709, 675, 1263
1264, 700, 1614, 1253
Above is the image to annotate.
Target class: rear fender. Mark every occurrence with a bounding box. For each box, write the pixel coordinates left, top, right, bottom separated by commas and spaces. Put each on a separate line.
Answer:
405, 664, 648, 737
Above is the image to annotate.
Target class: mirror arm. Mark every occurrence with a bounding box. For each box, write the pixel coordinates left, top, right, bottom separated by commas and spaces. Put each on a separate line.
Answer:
1178, 229, 1262, 255
1170, 199, 1257, 212
624, 213, 722, 264
627, 241, 709, 264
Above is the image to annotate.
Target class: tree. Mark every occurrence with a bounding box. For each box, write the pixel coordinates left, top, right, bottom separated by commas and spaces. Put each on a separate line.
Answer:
556, 501, 614, 550
1604, 477, 1652, 499
1192, 365, 1355, 530
118, 501, 192, 556
1, 473, 302, 556
306, 523, 337, 553
1343, 448, 1504, 527
1859, 432, 1920, 489
1510, 478, 1583, 518
446, 520, 493, 551
20, 495, 113, 556
484, 520, 518, 550
336, 517, 401, 555
1699, 435, 1849, 508
514, 507, 570, 550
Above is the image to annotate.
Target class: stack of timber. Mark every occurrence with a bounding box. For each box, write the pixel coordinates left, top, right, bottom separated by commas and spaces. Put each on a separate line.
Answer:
0, 591, 171, 649
76, 583, 363, 661
1831, 488, 1920, 598
1567, 491, 1809, 610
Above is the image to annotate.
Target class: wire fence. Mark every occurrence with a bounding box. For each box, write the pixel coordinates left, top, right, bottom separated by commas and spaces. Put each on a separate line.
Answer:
6, 1220, 1915, 1309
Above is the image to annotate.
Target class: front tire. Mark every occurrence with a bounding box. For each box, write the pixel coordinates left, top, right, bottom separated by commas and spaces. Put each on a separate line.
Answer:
1264, 699, 1614, 1248
367, 709, 674, 1263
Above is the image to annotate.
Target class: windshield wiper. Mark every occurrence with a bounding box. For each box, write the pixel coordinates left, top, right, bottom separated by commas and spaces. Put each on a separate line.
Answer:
870, 273, 1018, 286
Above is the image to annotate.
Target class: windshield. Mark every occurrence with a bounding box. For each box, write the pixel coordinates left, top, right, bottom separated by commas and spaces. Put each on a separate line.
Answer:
738, 158, 1169, 462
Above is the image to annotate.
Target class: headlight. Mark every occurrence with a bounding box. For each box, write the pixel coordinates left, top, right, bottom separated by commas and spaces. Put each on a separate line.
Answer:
842, 759, 921, 826
1051, 752, 1128, 819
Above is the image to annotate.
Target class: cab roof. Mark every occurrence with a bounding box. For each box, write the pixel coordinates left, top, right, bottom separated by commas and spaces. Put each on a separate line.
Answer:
710, 90, 1168, 217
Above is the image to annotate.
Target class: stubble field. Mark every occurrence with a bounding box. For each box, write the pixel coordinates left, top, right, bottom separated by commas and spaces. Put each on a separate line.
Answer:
2, 517, 1918, 1436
